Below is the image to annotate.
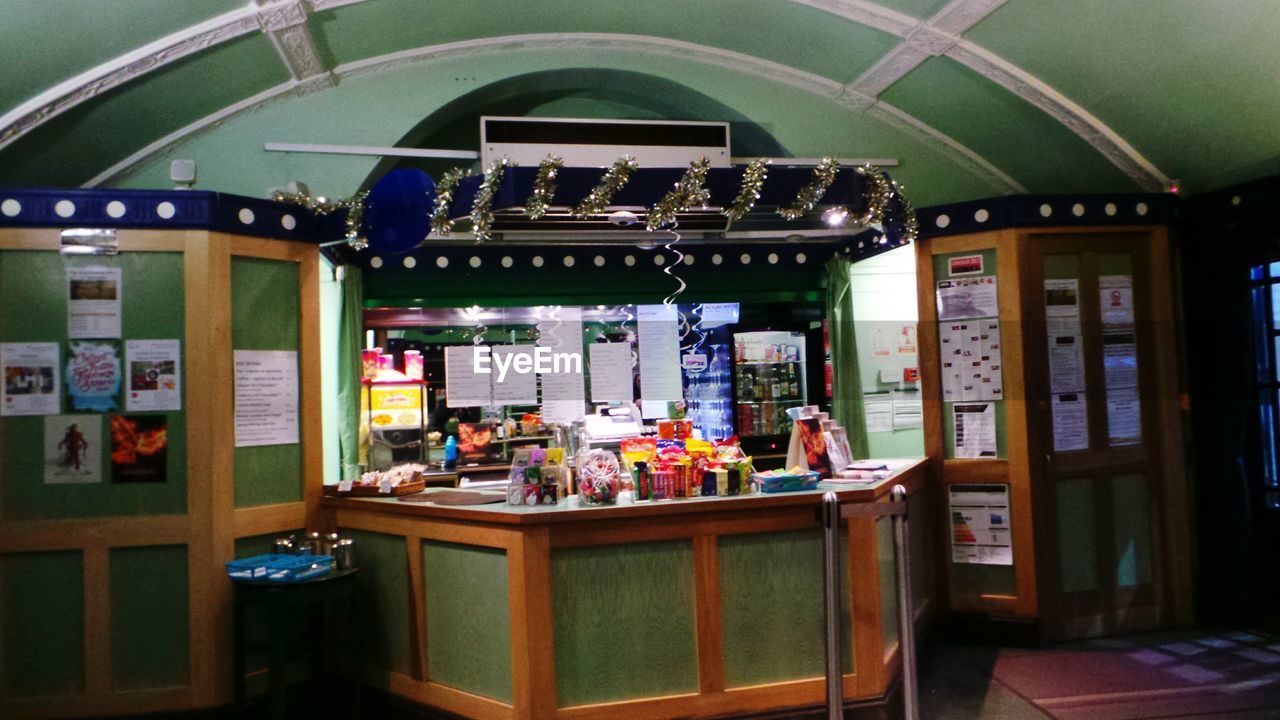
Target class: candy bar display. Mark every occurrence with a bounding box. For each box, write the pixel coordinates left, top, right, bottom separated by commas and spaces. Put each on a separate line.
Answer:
620, 435, 754, 501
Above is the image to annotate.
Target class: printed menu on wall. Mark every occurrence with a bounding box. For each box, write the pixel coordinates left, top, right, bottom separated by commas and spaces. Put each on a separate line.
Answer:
233, 350, 299, 447
538, 306, 586, 424
489, 345, 538, 405
1, 342, 60, 416
444, 346, 492, 408
949, 484, 1013, 565
67, 266, 122, 339
637, 304, 682, 418
588, 342, 634, 403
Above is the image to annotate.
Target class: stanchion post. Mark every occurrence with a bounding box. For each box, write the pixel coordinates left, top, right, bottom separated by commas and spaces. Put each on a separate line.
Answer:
820, 491, 843, 720
891, 484, 919, 720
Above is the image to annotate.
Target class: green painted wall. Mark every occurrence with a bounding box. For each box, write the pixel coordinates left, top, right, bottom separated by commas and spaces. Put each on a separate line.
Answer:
422, 540, 512, 702
0, 551, 84, 699
0, 251, 187, 520
342, 529, 413, 676
231, 256, 303, 508
109, 545, 190, 690
551, 541, 698, 706
719, 530, 851, 687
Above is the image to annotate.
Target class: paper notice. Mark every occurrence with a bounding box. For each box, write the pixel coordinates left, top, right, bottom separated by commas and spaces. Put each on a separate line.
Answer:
1107, 386, 1142, 446
66, 341, 120, 412
1, 342, 60, 416
588, 342, 634, 404
445, 346, 493, 408
700, 302, 740, 325
637, 304, 682, 416
125, 339, 182, 412
979, 320, 1003, 401
1102, 332, 1138, 389
67, 266, 122, 339
864, 393, 894, 433
940, 323, 965, 402
953, 402, 997, 458
490, 345, 538, 405
949, 484, 1013, 565
1044, 278, 1080, 319
44, 414, 102, 484
233, 350, 299, 447
539, 306, 586, 425
1051, 392, 1089, 452
1049, 334, 1086, 394
1099, 275, 1135, 327
937, 277, 999, 321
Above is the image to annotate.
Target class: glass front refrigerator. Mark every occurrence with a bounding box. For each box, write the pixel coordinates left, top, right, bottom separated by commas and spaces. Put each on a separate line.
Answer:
732, 329, 808, 446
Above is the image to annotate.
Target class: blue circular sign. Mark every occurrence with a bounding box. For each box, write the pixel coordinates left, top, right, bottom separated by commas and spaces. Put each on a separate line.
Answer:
363, 168, 435, 254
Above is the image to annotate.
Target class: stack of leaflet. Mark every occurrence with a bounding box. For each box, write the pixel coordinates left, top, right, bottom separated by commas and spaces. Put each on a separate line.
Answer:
833, 460, 892, 483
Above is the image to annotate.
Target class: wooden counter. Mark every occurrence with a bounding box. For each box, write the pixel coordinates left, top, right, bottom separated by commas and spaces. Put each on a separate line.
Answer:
321, 459, 934, 720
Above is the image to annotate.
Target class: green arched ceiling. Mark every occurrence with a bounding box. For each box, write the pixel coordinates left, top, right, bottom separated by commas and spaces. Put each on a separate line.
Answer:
1, 0, 1277, 206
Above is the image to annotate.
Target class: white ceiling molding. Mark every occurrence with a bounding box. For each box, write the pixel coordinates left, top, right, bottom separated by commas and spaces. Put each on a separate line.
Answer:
787, 0, 918, 36
260, 0, 333, 83
306, 0, 369, 10
842, 0, 1000, 103
796, 0, 1168, 190
0, 0, 357, 151
945, 42, 1169, 190
89, 33, 1020, 194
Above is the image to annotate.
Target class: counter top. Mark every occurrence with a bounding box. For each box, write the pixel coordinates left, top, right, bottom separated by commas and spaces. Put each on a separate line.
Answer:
322, 458, 926, 526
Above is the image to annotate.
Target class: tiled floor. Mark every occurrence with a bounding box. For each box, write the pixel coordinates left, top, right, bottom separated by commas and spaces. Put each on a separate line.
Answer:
917, 629, 1280, 720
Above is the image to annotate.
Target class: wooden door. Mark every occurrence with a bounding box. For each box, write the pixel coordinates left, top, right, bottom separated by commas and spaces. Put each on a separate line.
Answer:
1023, 232, 1169, 641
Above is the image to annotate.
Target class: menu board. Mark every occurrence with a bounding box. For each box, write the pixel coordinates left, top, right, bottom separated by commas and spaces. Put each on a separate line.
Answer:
637, 304, 682, 417
539, 306, 585, 424
233, 350, 299, 447
588, 342, 634, 403
445, 346, 492, 408
490, 345, 538, 405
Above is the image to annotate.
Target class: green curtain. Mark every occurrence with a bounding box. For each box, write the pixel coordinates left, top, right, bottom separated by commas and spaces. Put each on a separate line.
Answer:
337, 264, 364, 477
825, 256, 870, 459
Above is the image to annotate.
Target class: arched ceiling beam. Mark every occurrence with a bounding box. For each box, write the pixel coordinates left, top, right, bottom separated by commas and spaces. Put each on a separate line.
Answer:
3, 0, 1160, 190
88, 32, 1026, 194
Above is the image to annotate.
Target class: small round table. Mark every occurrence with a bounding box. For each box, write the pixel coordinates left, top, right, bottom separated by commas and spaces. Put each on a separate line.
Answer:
231, 567, 361, 720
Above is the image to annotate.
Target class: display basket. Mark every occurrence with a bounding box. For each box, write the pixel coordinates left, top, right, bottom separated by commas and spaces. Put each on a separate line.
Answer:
754, 470, 821, 494
226, 553, 334, 583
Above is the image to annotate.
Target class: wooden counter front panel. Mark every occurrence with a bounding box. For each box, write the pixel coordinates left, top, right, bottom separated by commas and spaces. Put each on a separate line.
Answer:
329, 465, 931, 719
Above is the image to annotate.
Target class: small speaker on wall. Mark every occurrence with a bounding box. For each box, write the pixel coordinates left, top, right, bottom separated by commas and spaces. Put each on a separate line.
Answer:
170, 159, 196, 189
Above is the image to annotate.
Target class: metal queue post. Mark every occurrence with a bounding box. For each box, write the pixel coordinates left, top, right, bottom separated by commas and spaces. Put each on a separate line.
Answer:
820, 485, 919, 720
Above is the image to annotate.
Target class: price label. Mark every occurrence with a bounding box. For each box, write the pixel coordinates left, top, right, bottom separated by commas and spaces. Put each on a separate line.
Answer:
338, 479, 353, 493
378, 478, 393, 494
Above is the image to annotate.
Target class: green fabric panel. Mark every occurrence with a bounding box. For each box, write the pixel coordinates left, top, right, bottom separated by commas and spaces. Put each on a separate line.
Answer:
0, 251, 187, 520
340, 529, 412, 675
552, 541, 697, 705
423, 541, 511, 702
109, 545, 190, 690
338, 265, 364, 478
1057, 478, 1098, 593
877, 517, 899, 656
1112, 473, 1152, 588
1043, 253, 1081, 280
1, 551, 84, 699
231, 257, 303, 508
827, 256, 869, 458
932, 249, 1007, 459
719, 531, 851, 688
1099, 253, 1133, 276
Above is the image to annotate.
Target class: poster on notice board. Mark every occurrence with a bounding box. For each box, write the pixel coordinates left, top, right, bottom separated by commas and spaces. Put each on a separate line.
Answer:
949, 484, 1013, 565
67, 266, 122, 339
44, 414, 102, 484
2, 342, 60, 416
